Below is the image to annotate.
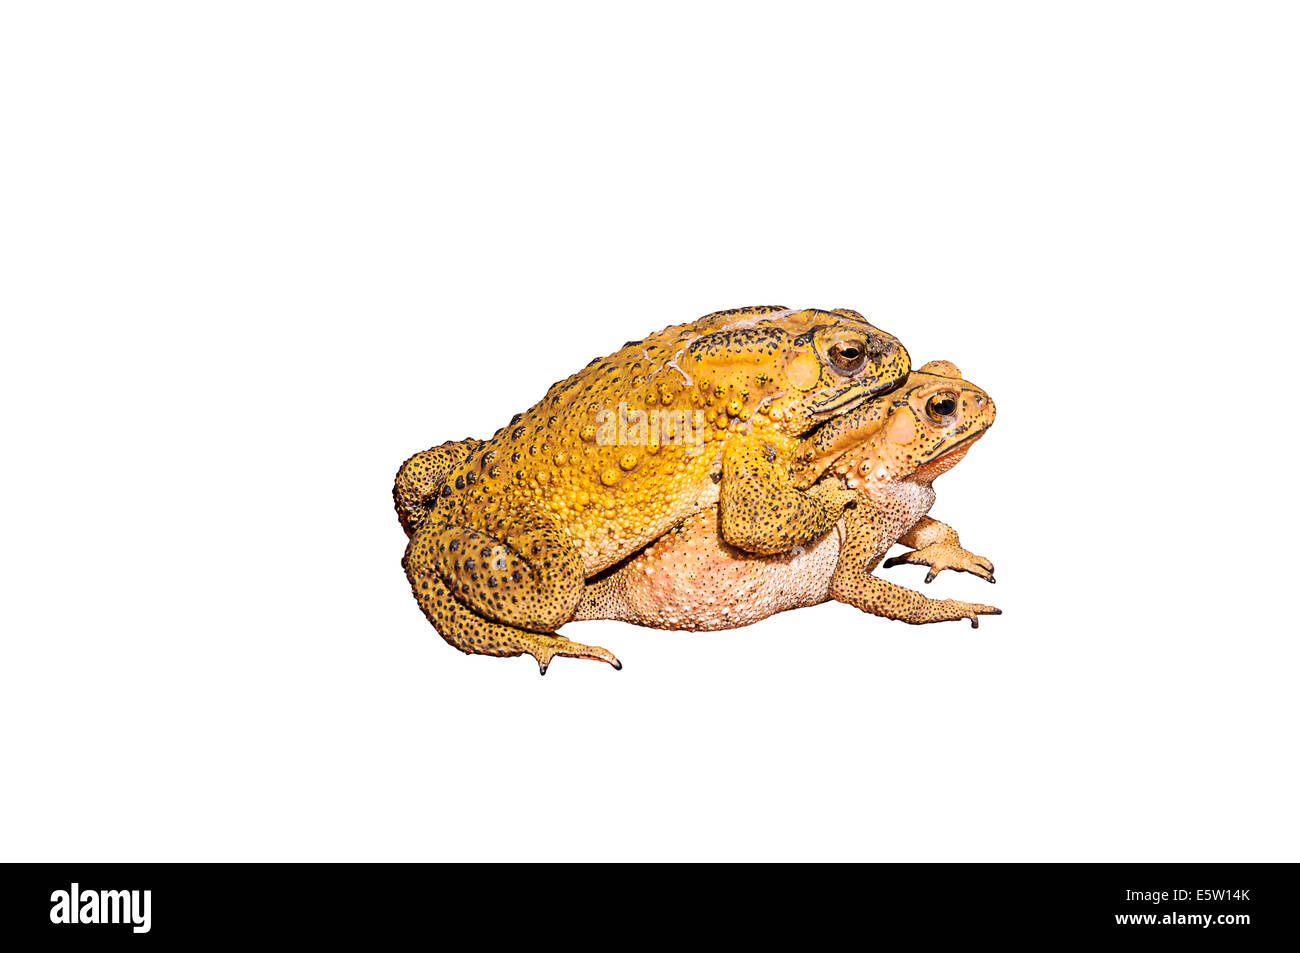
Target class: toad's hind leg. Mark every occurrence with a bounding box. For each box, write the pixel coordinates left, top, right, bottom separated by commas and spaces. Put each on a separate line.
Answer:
403, 523, 620, 673
394, 439, 483, 536
431, 502, 586, 632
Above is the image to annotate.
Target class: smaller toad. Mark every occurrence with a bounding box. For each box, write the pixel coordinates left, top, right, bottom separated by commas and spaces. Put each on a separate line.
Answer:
574, 361, 1000, 632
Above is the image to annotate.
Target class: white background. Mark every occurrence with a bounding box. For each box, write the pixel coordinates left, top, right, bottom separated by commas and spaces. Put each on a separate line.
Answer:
2, 2, 1297, 861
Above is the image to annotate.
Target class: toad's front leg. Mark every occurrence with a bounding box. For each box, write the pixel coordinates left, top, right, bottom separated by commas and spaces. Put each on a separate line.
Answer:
829, 525, 1000, 628
718, 433, 856, 555
830, 573, 1001, 628
883, 516, 996, 584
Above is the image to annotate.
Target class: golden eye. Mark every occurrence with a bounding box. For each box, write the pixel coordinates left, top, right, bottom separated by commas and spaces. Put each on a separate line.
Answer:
926, 392, 958, 420
827, 340, 866, 374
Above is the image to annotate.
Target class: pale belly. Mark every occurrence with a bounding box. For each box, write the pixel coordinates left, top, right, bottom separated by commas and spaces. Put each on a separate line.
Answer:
572, 506, 843, 631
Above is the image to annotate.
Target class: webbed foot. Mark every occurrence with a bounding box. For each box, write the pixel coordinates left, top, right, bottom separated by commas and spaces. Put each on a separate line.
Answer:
884, 543, 995, 584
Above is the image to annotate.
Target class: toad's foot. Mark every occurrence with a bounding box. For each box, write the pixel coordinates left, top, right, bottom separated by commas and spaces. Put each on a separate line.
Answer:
829, 572, 1001, 628
924, 597, 1002, 628
806, 480, 858, 515
884, 543, 995, 584
885, 515, 995, 583
533, 634, 622, 676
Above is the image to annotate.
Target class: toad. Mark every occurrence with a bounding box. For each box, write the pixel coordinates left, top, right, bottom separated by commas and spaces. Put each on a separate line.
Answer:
394, 305, 911, 671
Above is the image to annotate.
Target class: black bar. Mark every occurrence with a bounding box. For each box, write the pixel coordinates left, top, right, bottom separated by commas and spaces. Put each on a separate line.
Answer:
1, 862, 1292, 943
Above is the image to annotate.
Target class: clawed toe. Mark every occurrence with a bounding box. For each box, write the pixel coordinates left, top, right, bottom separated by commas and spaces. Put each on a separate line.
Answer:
533, 640, 623, 675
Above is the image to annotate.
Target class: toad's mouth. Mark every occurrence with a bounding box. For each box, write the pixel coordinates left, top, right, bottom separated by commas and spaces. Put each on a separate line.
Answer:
927, 430, 986, 464
809, 388, 869, 416
809, 373, 903, 416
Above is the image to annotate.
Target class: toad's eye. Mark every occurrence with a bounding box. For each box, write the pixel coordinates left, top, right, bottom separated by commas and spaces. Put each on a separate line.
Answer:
926, 392, 958, 420
827, 340, 866, 374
